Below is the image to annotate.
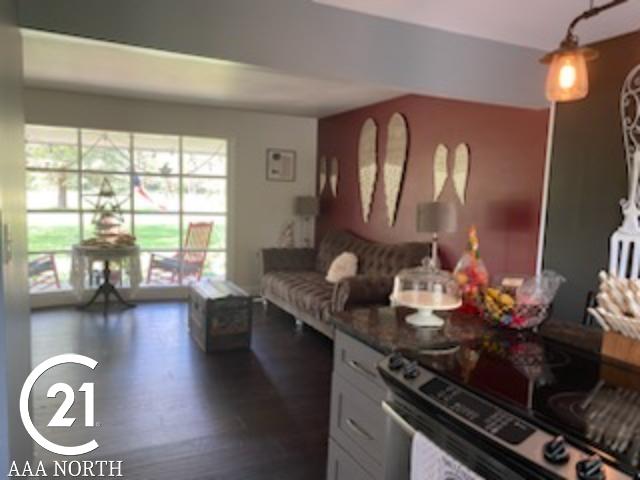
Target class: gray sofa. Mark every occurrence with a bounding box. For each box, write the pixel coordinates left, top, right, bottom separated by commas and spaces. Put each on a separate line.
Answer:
261, 230, 429, 338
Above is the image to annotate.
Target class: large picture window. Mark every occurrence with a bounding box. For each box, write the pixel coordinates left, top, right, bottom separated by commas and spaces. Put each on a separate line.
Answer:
26, 125, 228, 293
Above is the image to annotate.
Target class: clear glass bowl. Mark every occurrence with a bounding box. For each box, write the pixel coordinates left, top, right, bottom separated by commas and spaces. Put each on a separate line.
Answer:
391, 263, 462, 328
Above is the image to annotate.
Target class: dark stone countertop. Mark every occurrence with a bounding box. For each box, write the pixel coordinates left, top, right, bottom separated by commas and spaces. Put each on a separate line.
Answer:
332, 306, 603, 356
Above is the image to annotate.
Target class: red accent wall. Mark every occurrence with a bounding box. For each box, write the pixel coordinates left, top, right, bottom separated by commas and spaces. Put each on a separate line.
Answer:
317, 94, 549, 275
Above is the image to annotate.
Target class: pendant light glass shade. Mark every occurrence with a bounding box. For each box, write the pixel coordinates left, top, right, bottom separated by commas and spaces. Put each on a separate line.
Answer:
539, 0, 627, 103
544, 50, 589, 102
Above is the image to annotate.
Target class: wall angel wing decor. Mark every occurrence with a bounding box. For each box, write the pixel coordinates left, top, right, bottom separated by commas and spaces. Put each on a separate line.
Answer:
453, 143, 470, 204
358, 118, 378, 223
433, 144, 449, 201
330, 156, 339, 197
383, 113, 409, 226
318, 156, 327, 194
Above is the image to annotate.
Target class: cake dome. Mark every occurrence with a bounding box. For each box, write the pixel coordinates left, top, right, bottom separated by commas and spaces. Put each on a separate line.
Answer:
391, 262, 462, 327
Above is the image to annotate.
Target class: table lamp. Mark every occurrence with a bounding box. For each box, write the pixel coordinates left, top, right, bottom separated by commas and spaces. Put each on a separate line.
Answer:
416, 201, 457, 268
294, 196, 320, 247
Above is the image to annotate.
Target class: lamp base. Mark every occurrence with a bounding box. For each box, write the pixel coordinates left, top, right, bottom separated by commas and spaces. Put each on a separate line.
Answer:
406, 308, 445, 328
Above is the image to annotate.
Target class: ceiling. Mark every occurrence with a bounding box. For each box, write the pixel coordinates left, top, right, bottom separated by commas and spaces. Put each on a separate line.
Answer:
21, 29, 401, 118
315, 0, 640, 50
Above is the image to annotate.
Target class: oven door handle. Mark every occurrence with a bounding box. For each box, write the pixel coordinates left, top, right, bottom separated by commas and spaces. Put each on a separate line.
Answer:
382, 401, 417, 437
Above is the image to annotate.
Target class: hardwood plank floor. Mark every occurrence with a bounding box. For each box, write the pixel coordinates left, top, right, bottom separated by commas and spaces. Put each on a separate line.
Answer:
30, 302, 333, 480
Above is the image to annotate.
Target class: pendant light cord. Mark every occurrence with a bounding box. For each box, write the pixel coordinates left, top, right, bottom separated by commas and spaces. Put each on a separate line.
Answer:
565, 0, 628, 42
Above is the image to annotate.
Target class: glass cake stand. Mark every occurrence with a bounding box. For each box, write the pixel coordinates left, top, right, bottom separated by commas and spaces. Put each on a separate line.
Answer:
391, 263, 462, 327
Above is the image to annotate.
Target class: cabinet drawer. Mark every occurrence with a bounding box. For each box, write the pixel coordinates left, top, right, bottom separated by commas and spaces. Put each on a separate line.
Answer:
334, 330, 385, 402
330, 373, 385, 474
327, 439, 376, 480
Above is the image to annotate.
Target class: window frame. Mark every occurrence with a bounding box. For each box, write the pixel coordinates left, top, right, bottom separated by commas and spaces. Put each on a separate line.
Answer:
26, 125, 229, 293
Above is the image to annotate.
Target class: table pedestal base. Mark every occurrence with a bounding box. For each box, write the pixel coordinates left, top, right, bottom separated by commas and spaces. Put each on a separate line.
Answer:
79, 260, 136, 312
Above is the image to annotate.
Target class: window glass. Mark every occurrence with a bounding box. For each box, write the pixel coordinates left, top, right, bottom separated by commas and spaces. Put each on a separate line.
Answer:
27, 171, 79, 210
182, 215, 226, 250
183, 136, 227, 176
134, 214, 180, 250
25, 125, 78, 170
182, 177, 226, 213
133, 175, 179, 212
81, 130, 131, 172
29, 253, 71, 292
134, 134, 179, 174
82, 174, 131, 210
28, 213, 79, 252
142, 251, 179, 286
26, 127, 228, 294
201, 252, 226, 280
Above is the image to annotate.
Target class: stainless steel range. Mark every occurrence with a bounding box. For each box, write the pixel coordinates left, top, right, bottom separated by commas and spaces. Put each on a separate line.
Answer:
378, 326, 640, 480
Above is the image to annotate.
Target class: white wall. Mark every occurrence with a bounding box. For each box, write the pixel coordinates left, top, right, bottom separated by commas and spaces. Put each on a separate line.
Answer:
0, 0, 32, 471
23, 87, 318, 293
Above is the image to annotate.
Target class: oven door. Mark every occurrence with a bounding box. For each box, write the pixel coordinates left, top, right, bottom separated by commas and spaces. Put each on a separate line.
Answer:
382, 397, 552, 480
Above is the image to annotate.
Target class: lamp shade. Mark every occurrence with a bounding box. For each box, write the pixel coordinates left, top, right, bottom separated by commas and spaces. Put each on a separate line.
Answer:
416, 201, 457, 234
545, 50, 590, 102
294, 196, 320, 216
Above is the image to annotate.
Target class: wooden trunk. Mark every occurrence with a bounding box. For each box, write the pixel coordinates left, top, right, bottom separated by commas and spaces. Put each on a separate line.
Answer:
188, 280, 253, 352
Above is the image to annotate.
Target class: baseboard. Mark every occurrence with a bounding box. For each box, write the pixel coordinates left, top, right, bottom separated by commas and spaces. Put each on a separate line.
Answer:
30, 286, 189, 310
30, 282, 261, 310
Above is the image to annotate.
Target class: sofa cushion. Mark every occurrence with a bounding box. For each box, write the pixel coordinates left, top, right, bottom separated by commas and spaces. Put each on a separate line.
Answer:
262, 271, 334, 323
316, 231, 358, 274
326, 252, 358, 284
316, 230, 429, 276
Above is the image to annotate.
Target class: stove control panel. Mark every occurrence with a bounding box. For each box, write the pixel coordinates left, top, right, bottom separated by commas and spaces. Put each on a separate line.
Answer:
379, 353, 635, 480
420, 377, 535, 445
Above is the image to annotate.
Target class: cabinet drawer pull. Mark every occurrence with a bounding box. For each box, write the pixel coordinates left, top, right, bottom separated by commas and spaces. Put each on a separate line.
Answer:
347, 359, 377, 380
346, 418, 373, 440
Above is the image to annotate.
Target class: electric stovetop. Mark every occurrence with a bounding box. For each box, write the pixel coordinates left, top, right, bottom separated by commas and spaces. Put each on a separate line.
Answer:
401, 321, 640, 474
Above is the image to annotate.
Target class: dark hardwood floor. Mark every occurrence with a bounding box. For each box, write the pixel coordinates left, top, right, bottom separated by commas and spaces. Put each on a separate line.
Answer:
30, 302, 333, 480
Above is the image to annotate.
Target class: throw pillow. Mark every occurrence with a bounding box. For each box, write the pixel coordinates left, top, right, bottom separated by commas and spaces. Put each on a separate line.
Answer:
326, 252, 358, 283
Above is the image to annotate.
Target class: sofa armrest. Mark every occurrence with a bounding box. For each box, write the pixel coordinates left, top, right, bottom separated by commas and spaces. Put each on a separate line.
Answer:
332, 275, 395, 312
261, 248, 316, 274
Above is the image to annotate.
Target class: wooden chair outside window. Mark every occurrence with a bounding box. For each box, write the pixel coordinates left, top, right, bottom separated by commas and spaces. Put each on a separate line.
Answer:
147, 222, 213, 284
29, 254, 61, 291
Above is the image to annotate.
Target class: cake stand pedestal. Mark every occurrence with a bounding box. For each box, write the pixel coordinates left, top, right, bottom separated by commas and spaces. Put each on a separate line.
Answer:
406, 308, 448, 327
392, 291, 462, 328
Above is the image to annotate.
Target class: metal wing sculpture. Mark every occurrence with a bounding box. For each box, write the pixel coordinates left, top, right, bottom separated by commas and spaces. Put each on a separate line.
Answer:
383, 113, 409, 226
609, 64, 640, 278
358, 118, 378, 223
622, 64, 640, 206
